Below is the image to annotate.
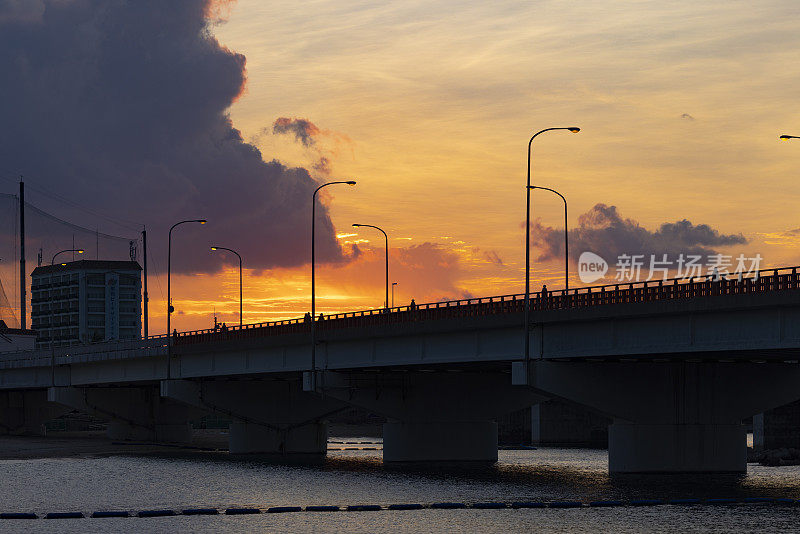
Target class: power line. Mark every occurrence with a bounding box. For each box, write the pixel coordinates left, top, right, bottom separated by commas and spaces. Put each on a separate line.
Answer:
0, 172, 142, 231
25, 202, 136, 242
0, 193, 136, 242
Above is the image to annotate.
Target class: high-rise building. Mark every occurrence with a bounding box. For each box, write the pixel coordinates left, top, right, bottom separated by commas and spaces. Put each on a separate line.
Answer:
30, 260, 142, 348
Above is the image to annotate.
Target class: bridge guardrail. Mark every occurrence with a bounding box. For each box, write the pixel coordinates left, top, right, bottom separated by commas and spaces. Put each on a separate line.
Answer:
4, 265, 799, 359
0, 337, 168, 367
170, 266, 800, 345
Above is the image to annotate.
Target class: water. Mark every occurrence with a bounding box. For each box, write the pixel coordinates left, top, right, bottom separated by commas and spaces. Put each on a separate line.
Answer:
1, 444, 799, 532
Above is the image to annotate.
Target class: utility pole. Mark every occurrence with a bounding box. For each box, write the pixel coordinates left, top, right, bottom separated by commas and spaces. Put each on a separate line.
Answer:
19, 179, 25, 330
142, 227, 148, 338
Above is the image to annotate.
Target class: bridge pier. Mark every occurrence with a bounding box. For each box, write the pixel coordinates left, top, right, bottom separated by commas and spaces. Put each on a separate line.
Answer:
161, 378, 344, 455
322, 370, 546, 463
519, 360, 800, 473
383, 421, 498, 462
531, 400, 610, 447
47, 386, 198, 443
752, 400, 800, 450
608, 422, 745, 473
0, 390, 66, 435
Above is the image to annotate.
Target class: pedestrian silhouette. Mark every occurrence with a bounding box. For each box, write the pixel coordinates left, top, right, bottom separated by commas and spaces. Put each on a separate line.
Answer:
304, 312, 311, 323
409, 298, 417, 311
318, 313, 324, 321
221, 323, 228, 332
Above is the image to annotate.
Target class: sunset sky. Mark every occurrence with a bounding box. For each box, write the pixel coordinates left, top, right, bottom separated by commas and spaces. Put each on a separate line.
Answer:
1, 0, 800, 333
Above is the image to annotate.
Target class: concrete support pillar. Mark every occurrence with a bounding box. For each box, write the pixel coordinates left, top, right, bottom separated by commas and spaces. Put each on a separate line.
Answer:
383, 421, 498, 462
228, 421, 327, 455
531, 400, 610, 447
0, 390, 66, 435
752, 400, 800, 451
322, 370, 547, 464
608, 422, 746, 473
521, 361, 800, 473
48, 386, 198, 443
161, 378, 345, 456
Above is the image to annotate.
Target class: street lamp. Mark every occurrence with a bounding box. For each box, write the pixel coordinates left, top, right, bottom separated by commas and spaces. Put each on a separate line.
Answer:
352, 223, 389, 310
51, 249, 84, 265
524, 127, 580, 370
392, 282, 398, 308
211, 246, 243, 326
528, 186, 569, 291
311, 180, 356, 391
780, 135, 799, 141
167, 219, 206, 379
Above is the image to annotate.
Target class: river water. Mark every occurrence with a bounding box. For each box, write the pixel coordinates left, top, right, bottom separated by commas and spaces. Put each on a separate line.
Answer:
1, 441, 799, 533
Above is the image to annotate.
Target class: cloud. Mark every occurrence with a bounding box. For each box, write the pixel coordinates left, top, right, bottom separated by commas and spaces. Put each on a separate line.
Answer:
483, 250, 504, 266
271, 117, 353, 177
534, 203, 747, 262
680, 113, 696, 120
312, 156, 332, 176
0, 0, 345, 274
273, 117, 321, 147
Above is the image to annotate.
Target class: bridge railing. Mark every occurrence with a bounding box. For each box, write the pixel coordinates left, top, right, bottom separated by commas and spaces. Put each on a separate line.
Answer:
5, 265, 798, 356
170, 265, 800, 345
0, 337, 168, 366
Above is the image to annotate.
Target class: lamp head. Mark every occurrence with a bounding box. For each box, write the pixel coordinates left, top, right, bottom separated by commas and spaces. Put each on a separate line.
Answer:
346, 180, 356, 186
211, 247, 218, 251
780, 135, 793, 141
568, 127, 581, 133
352, 223, 361, 228
77, 249, 85, 254
198, 219, 207, 224
528, 185, 539, 190
60, 263, 67, 266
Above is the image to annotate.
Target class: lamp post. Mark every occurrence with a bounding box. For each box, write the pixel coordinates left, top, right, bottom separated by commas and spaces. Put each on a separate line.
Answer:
352, 223, 389, 310
524, 127, 580, 371
51, 249, 84, 265
392, 282, 398, 308
780, 135, 799, 141
167, 219, 206, 379
211, 246, 243, 326
528, 186, 569, 291
311, 181, 356, 391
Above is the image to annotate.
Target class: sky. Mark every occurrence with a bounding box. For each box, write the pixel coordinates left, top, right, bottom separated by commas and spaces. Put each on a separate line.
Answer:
1, 0, 800, 333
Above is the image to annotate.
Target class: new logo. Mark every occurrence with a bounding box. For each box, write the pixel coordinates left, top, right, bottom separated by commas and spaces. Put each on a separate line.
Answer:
578, 251, 608, 283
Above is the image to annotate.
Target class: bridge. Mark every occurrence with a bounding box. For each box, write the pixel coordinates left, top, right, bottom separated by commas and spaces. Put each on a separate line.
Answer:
2, 266, 800, 473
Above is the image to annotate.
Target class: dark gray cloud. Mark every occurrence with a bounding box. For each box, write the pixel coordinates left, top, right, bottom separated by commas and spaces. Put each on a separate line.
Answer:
273, 117, 320, 147
483, 250, 504, 266
534, 203, 747, 262
312, 156, 332, 176
0, 0, 345, 274
272, 117, 342, 177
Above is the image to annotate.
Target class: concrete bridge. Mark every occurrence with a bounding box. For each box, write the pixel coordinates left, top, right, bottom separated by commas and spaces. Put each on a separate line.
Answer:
2, 267, 800, 473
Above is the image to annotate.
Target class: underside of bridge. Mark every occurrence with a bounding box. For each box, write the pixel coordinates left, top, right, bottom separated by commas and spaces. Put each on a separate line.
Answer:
161, 377, 346, 455
47, 385, 203, 443
0, 389, 67, 435
320, 369, 548, 462
515, 360, 800, 473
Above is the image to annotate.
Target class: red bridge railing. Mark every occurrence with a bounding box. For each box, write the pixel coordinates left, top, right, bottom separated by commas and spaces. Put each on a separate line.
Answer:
170, 266, 800, 346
